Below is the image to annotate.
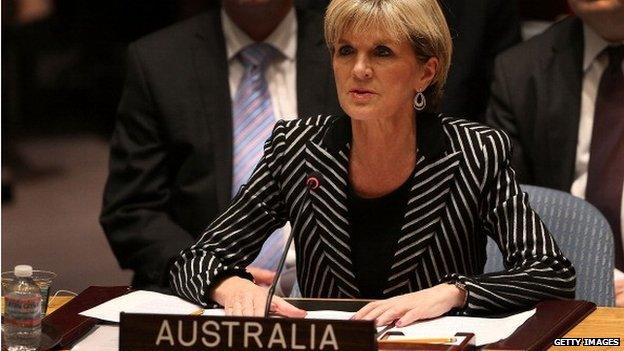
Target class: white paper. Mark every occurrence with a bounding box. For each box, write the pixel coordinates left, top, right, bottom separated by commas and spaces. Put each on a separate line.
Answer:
614, 268, 624, 281
201, 309, 355, 320
304, 310, 355, 320
79, 290, 202, 323
384, 309, 536, 347
202, 308, 226, 316
70, 325, 119, 351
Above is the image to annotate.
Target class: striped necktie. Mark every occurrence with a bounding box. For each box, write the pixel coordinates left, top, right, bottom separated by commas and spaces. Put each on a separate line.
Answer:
232, 43, 279, 193
232, 43, 285, 271
586, 45, 624, 271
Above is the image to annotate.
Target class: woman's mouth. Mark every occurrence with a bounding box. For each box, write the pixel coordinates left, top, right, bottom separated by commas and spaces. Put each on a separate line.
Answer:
349, 89, 376, 101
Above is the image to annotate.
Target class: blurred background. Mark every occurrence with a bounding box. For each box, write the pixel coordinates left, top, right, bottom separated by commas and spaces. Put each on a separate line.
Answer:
1, 0, 570, 294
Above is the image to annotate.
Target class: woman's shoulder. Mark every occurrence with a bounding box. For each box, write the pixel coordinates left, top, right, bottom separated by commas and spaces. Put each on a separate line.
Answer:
439, 114, 512, 153
276, 114, 336, 130
438, 114, 511, 147
273, 114, 339, 139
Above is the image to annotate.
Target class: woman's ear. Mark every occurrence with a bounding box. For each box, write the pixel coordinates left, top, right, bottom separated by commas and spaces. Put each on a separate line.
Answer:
415, 57, 439, 92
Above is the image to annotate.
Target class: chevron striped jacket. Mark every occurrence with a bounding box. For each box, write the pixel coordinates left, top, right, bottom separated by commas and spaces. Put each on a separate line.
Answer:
170, 113, 576, 314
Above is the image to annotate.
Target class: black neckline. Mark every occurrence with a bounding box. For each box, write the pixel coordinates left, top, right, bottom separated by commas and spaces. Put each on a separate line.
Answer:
321, 113, 447, 162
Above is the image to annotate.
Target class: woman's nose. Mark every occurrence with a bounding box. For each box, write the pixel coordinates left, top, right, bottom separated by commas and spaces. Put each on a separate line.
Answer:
352, 55, 372, 80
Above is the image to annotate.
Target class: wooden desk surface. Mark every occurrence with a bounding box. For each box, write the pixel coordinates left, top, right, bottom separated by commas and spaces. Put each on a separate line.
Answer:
45, 298, 623, 350
46, 295, 74, 315
549, 307, 624, 351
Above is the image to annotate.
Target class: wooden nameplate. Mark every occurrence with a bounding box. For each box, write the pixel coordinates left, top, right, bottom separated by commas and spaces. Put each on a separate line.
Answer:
119, 312, 377, 351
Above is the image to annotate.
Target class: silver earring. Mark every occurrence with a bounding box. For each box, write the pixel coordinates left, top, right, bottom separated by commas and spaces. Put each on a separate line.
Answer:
413, 91, 426, 111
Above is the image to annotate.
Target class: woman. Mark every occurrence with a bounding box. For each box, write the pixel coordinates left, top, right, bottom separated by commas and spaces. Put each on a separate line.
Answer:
170, 0, 575, 327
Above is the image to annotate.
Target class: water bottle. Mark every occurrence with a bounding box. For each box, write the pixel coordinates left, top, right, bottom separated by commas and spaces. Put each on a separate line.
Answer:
3, 265, 42, 351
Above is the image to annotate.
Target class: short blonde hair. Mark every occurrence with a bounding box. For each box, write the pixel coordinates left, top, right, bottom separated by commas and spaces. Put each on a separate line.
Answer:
324, 0, 452, 111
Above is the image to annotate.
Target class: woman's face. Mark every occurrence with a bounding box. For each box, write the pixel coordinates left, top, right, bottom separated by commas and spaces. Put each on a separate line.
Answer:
332, 29, 436, 123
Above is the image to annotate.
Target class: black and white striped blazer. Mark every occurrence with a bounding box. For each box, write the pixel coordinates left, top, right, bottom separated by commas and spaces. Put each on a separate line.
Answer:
170, 114, 576, 314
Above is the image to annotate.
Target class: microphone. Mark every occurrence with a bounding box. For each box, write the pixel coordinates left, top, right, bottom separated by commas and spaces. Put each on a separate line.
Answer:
264, 172, 322, 317
306, 173, 321, 190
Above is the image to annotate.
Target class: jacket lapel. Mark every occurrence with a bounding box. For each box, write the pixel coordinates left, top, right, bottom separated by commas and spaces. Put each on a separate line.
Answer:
384, 115, 461, 295
305, 115, 461, 297
305, 116, 360, 297
193, 11, 233, 211
537, 17, 583, 190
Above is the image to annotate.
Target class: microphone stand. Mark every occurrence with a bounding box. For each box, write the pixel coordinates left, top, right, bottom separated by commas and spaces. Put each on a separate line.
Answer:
263, 173, 320, 317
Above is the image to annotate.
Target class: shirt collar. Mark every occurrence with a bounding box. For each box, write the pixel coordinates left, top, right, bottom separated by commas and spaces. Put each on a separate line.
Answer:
221, 7, 297, 62
582, 23, 624, 71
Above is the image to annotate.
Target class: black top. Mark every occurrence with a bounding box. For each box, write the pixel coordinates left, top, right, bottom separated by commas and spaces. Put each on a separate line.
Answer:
347, 171, 414, 299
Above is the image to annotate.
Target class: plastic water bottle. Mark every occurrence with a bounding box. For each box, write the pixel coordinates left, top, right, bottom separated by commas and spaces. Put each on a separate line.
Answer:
3, 265, 42, 351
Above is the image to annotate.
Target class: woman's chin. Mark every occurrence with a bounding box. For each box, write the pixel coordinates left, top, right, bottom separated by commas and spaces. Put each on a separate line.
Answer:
342, 105, 382, 121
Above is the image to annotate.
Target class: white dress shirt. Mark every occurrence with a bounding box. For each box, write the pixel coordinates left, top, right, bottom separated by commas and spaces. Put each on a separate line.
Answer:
221, 7, 298, 121
571, 24, 624, 275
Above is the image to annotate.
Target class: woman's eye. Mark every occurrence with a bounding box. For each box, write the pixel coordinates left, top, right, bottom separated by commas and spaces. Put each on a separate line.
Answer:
337, 45, 354, 56
374, 46, 393, 57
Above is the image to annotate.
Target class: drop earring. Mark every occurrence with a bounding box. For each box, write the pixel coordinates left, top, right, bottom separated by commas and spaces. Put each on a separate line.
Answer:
413, 91, 426, 111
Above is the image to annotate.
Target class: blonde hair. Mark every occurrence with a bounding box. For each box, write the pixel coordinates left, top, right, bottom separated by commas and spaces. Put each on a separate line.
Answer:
324, 0, 452, 111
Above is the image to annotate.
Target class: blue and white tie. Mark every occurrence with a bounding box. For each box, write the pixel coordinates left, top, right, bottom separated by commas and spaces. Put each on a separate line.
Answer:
232, 43, 286, 271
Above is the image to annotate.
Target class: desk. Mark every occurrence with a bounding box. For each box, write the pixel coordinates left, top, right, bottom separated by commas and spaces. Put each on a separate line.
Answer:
46, 297, 623, 350
47, 295, 73, 315
549, 307, 624, 351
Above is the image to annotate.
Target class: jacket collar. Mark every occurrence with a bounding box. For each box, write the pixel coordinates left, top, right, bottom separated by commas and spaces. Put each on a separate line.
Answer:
320, 112, 448, 161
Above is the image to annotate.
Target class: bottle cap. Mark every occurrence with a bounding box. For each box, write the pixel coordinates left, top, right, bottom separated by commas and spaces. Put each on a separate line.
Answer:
14, 265, 33, 277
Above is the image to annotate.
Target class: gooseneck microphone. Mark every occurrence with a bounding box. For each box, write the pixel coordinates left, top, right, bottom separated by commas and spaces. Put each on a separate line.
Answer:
263, 172, 322, 317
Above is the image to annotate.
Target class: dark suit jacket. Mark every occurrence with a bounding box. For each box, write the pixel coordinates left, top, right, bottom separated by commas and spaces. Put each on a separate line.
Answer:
100, 7, 341, 290
486, 17, 583, 191
439, 0, 521, 120
171, 114, 575, 313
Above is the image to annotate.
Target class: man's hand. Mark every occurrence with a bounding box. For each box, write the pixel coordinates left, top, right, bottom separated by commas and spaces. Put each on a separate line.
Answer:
211, 276, 306, 317
246, 266, 276, 286
615, 279, 624, 307
352, 283, 466, 327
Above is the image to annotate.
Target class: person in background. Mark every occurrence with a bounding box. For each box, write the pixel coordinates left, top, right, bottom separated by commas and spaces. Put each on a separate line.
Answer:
437, 0, 521, 121
487, 0, 624, 306
100, 0, 341, 292
170, 0, 575, 324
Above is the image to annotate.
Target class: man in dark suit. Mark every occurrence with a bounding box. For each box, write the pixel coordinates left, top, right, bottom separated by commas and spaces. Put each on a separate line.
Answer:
486, 0, 624, 305
100, 0, 340, 292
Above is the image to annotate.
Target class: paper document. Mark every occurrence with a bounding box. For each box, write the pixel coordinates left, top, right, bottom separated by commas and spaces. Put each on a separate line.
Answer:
79, 290, 202, 323
304, 310, 355, 320
382, 309, 536, 347
70, 325, 119, 351
202, 308, 226, 316
202, 309, 355, 320
79, 290, 534, 347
